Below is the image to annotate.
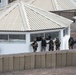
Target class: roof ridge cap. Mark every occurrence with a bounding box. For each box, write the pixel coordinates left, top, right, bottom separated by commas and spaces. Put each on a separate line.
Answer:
19, 1, 31, 30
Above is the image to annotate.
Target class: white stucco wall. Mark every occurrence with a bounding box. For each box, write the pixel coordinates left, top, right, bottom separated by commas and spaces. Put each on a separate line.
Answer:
0, 28, 70, 55
0, 32, 30, 55
0, 0, 8, 9
63, 35, 69, 50
0, 3, 1, 8
0, 43, 27, 54
62, 26, 70, 50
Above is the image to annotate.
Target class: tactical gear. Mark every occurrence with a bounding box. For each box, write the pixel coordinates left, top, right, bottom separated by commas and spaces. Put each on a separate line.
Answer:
55, 38, 61, 50
48, 39, 54, 51
41, 38, 47, 51
69, 37, 74, 49
31, 41, 38, 52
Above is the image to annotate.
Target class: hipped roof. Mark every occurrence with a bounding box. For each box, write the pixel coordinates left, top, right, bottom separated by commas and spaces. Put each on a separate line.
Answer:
0, 1, 73, 32
28, 0, 76, 11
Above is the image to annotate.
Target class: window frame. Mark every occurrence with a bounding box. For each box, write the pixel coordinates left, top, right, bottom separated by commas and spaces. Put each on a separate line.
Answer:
45, 31, 59, 40
30, 33, 44, 42
0, 34, 26, 42
30, 31, 59, 42
63, 28, 68, 36
0, 34, 8, 42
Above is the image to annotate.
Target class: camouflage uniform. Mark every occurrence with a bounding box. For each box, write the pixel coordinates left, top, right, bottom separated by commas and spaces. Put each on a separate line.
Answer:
31, 40, 38, 52
41, 38, 47, 51
55, 38, 61, 50
68, 37, 74, 49
48, 39, 54, 51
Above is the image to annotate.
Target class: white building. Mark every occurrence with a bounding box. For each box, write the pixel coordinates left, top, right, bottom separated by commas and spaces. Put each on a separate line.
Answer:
0, 0, 8, 8
28, 0, 76, 11
0, 1, 73, 55
0, 0, 17, 9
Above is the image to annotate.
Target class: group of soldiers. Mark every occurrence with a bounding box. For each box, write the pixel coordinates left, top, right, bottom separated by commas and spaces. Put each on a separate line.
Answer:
31, 37, 61, 52
31, 36, 75, 52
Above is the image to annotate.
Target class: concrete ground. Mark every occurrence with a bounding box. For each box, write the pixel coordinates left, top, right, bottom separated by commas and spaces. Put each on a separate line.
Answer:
1, 67, 76, 75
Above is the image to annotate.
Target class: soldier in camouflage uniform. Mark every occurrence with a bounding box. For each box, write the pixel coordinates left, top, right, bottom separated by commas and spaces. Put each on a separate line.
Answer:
31, 39, 38, 52
41, 37, 47, 51
68, 37, 74, 49
55, 37, 61, 50
48, 38, 54, 51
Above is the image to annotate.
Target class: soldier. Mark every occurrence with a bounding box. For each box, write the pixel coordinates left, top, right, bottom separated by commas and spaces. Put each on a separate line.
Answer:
41, 37, 47, 51
47, 38, 54, 51
68, 37, 74, 49
55, 37, 61, 50
31, 39, 38, 52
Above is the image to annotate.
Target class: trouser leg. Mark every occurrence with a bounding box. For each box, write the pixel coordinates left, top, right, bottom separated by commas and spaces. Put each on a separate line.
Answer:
41, 47, 43, 51
56, 46, 57, 50
44, 47, 46, 51
52, 46, 54, 51
49, 46, 51, 51
71, 46, 73, 49
49, 46, 53, 51
34, 48, 37, 52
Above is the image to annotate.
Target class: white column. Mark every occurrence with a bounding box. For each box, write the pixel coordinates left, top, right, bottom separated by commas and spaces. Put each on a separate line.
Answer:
1, 0, 8, 8
68, 26, 70, 37
26, 32, 31, 52
0, 0, 1, 8
60, 30, 64, 50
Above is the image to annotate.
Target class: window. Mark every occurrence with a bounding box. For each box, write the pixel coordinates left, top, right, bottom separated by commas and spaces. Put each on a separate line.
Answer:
45, 32, 51, 40
0, 34, 8, 41
30, 31, 59, 42
63, 29, 66, 36
0, 0, 1, 3
0, 34, 26, 42
9, 34, 26, 42
45, 32, 59, 40
63, 28, 68, 36
30, 33, 44, 42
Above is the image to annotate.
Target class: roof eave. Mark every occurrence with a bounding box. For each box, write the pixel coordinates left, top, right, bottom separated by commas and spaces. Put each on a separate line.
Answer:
0, 27, 65, 32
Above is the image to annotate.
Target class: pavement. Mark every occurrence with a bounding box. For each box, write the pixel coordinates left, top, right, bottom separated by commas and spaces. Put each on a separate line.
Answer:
1, 67, 76, 75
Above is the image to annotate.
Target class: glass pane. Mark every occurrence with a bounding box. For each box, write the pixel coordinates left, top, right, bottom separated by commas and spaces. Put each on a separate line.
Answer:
30, 33, 44, 42
45, 32, 59, 40
45, 32, 51, 40
9, 34, 25, 40
63, 29, 66, 36
0, 34, 8, 40
66, 28, 68, 35
63, 28, 68, 36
